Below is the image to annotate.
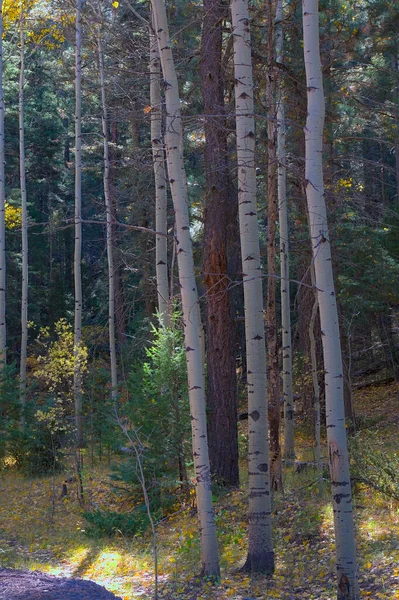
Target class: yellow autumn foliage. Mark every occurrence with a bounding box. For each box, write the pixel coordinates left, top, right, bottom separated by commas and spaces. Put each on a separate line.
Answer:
3, 0, 36, 28
5, 202, 22, 230
2, 0, 74, 49
32, 318, 88, 396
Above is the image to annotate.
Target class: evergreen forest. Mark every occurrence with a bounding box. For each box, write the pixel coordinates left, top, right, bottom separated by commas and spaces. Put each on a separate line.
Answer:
0, 0, 398, 599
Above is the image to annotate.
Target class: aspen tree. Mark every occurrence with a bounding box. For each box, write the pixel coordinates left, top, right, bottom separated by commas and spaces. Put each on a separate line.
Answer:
0, 0, 5, 371
98, 26, 117, 404
150, 14, 169, 325
19, 4, 28, 428
276, 0, 294, 460
231, 0, 274, 574
302, 1, 359, 597
150, 0, 220, 577
74, 0, 83, 448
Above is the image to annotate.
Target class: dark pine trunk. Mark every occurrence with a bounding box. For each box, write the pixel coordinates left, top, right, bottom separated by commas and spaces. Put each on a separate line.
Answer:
266, 0, 282, 492
200, 0, 239, 487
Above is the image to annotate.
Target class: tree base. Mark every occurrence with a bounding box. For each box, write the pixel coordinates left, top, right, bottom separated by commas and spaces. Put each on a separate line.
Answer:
199, 565, 221, 581
241, 551, 275, 576
337, 573, 359, 600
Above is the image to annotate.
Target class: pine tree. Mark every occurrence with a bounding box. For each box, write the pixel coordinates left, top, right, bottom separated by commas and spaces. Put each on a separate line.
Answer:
266, 0, 282, 491
200, 0, 239, 488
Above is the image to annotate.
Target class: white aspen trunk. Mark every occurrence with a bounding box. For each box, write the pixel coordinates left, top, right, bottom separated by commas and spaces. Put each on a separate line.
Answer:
309, 265, 322, 494
179, 116, 204, 375
0, 1, 5, 370
302, 2, 359, 597
150, 15, 169, 325
19, 7, 28, 429
276, 0, 294, 460
231, 0, 274, 574
150, 0, 220, 577
74, 0, 83, 448
98, 27, 118, 404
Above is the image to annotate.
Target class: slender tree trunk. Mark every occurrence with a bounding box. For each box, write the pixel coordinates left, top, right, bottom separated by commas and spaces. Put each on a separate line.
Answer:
0, 1, 5, 371
19, 9, 28, 429
172, 388, 189, 494
340, 321, 356, 430
277, 0, 294, 460
200, 0, 239, 487
98, 27, 118, 404
109, 118, 125, 344
74, 0, 83, 449
150, 14, 169, 325
395, 45, 399, 203
266, 0, 282, 492
151, 0, 220, 577
309, 266, 322, 494
302, 2, 358, 597
231, 0, 274, 574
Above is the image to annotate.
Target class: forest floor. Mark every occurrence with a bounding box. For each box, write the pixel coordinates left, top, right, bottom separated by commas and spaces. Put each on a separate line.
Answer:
0, 383, 399, 599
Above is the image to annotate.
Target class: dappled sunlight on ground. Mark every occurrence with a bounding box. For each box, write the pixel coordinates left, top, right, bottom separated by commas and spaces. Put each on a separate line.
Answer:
0, 383, 398, 598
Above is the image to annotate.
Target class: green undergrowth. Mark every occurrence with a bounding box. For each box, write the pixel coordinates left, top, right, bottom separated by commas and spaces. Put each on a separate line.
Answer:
0, 384, 398, 599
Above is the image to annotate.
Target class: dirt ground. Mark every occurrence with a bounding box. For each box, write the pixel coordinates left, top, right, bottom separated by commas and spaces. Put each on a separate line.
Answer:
0, 568, 122, 600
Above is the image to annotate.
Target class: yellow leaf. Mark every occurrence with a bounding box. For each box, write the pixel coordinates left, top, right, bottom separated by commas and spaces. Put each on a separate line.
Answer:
112, 1, 119, 7
143, 105, 152, 114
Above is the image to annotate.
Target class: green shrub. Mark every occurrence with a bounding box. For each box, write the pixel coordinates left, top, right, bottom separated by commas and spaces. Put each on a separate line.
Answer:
83, 508, 153, 537
350, 432, 399, 501
17, 398, 68, 475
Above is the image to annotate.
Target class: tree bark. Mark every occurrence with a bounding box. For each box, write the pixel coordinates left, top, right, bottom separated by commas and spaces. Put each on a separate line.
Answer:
231, 0, 274, 574
276, 0, 294, 460
19, 8, 28, 429
340, 321, 356, 430
302, 2, 359, 597
109, 118, 125, 345
395, 44, 399, 203
74, 0, 83, 449
309, 265, 322, 494
200, 0, 239, 487
0, 0, 5, 370
151, 0, 220, 577
266, 0, 282, 492
98, 26, 118, 405
150, 14, 169, 325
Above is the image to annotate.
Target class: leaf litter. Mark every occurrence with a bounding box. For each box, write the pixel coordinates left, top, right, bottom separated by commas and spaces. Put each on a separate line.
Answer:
0, 384, 398, 599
